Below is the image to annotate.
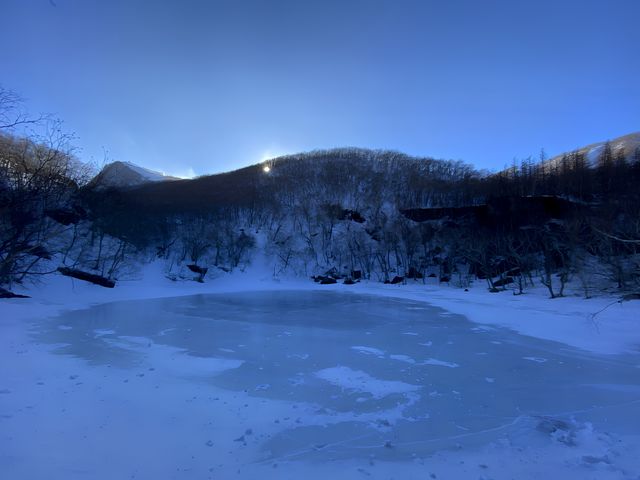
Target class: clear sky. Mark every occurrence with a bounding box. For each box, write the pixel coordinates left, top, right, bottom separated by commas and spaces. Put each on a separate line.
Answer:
2, 0, 639, 176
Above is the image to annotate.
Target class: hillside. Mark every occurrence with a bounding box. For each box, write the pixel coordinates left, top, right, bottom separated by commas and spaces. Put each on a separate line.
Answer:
89, 132, 640, 217
3, 132, 639, 298
89, 148, 478, 216
546, 131, 640, 169
89, 160, 179, 189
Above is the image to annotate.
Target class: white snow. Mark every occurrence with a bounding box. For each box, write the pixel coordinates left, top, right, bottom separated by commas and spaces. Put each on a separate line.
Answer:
2, 263, 640, 479
122, 161, 172, 182
3, 259, 640, 354
314, 366, 420, 398
351, 346, 385, 357
586, 144, 605, 166
421, 358, 460, 368
389, 353, 416, 364
523, 356, 548, 363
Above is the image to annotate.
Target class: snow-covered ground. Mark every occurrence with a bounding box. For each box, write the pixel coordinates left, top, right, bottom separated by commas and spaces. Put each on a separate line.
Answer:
1, 264, 639, 479
4, 261, 640, 355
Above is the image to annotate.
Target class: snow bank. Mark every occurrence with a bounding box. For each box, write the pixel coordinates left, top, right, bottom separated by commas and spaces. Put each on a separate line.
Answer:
2, 263, 639, 480
3, 261, 639, 355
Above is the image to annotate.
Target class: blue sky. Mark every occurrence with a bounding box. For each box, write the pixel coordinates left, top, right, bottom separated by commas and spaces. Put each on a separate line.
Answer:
2, 0, 639, 176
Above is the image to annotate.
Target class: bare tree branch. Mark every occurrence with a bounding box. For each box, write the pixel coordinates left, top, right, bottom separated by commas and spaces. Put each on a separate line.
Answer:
593, 227, 640, 244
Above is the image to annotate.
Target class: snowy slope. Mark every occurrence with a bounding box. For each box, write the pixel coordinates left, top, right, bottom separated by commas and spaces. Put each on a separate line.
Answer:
89, 160, 180, 189
547, 131, 640, 168
120, 161, 173, 182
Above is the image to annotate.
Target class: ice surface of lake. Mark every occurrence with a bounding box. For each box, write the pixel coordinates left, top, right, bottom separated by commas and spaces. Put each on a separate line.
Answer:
5, 291, 640, 478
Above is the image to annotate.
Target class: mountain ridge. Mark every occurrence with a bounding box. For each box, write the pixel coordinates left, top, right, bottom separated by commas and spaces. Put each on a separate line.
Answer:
89, 160, 180, 189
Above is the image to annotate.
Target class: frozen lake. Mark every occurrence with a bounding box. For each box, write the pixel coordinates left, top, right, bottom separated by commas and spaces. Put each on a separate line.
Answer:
4, 291, 640, 478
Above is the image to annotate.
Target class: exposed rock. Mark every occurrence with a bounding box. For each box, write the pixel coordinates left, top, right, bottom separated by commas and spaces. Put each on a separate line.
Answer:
319, 276, 337, 285
313, 275, 337, 284
407, 267, 423, 279
187, 264, 208, 282
535, 416, 576, 446
187, 264, 207, 274
324, 267, 342, 279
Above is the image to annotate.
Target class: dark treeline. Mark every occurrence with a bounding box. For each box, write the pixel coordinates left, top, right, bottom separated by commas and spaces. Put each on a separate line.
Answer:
0, 129, 91, 285
1, 86, 638, 295
74, 144, 640, 296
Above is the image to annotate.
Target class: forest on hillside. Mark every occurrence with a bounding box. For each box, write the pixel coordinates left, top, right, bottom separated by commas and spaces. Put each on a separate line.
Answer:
1, 87, 639, 298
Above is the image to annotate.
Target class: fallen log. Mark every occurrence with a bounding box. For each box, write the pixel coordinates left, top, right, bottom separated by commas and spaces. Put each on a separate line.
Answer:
0, 287, 30, 299
57, 267, 116, 288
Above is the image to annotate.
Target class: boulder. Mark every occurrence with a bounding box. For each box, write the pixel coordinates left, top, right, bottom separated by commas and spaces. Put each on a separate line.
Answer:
187, 264, 208, 282
323, 267, 342, 279
319, 276, 337, 285
407, 267, 423, 279
390, 276, 404, 284
187, 264, 207, 275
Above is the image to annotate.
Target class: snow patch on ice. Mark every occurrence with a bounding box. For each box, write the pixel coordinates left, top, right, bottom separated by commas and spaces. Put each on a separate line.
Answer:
314, 366, 420, 399
94, 328, 115, 337
287, 353, 310, 360
421, 358, 459, 368
389, 354, 416, 364
523, 356, 548, 363
351, 346, 385, 357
